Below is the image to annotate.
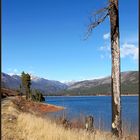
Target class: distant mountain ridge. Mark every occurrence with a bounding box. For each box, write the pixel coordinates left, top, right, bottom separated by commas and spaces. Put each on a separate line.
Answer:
63, 71, 139, 95
1, 73, 68, 94
1, 71, 139, 95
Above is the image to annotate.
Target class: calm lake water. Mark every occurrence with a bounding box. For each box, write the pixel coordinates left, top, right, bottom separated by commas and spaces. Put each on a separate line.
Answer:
44, 96, 138, 134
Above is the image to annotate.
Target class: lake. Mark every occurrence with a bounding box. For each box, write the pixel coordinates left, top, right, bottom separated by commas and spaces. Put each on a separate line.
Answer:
44, 96, 138, 134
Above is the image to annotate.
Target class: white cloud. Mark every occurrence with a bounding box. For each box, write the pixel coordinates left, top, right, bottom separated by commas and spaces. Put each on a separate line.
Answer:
120, 43, 138, 60
99, 42, 138, 61
99, 44, 111, 59
103, 32, 110, 40
100, 45, 110, 51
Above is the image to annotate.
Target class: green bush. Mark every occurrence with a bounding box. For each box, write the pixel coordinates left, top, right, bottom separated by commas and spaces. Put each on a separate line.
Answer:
31, 90, 45, 102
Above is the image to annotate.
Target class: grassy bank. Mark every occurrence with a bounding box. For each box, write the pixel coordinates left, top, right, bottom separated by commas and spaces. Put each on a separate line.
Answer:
17, 113, 115, 140
2, 97, 138, 140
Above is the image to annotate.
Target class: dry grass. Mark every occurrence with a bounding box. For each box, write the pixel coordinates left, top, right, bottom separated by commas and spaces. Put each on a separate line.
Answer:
17, 113, 115, 140
2, 97, 138, 140
1, 97, 23, 140
17, 113, 138, 140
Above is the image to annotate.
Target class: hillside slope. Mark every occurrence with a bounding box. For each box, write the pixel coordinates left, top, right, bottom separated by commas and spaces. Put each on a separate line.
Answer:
61, 71, 139, 95
1, 73, 67, 94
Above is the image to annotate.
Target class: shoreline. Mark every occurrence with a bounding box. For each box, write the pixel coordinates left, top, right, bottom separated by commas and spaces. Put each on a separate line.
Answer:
45, 94, 139, 97
14, 96, 65, 113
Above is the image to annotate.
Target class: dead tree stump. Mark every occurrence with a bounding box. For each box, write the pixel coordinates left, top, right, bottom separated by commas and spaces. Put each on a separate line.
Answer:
85, 115, 94, 132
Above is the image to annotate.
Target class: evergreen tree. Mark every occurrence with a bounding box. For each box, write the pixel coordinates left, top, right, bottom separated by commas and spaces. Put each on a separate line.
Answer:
21, 71, 31, 100
26, 73, 31, 99
21, 71, 26, 98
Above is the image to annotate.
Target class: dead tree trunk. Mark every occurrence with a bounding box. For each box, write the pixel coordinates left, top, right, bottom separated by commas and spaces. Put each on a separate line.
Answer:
85, 0, 122, 137
109, 0, 122, 137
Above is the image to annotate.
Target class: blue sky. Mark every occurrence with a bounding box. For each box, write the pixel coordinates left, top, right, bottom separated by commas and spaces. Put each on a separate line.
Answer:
2, 0, 138, 82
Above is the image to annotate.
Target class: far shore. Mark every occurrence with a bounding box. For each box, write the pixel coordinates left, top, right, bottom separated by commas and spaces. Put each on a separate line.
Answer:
44, 94, 139, 97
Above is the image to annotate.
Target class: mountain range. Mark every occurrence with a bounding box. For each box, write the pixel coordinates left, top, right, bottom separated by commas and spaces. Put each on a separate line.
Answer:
62, 71, 139, 95
1, 73, 68, 94
1, 71, 139, 95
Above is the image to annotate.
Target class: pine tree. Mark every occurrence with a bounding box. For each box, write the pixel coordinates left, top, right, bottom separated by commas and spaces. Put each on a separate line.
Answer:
21, 72, 31, 100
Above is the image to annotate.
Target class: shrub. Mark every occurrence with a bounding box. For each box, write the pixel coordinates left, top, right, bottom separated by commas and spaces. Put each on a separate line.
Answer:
31, 90, 45, 102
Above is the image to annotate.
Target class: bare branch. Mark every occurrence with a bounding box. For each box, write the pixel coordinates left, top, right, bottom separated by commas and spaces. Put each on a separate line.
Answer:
84, 12, 109, 40
92, 6, 108, 16
84, 4, 110, 40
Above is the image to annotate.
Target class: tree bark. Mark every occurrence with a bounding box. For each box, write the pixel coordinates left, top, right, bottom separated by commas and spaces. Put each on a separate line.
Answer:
109, 0, 122, 137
